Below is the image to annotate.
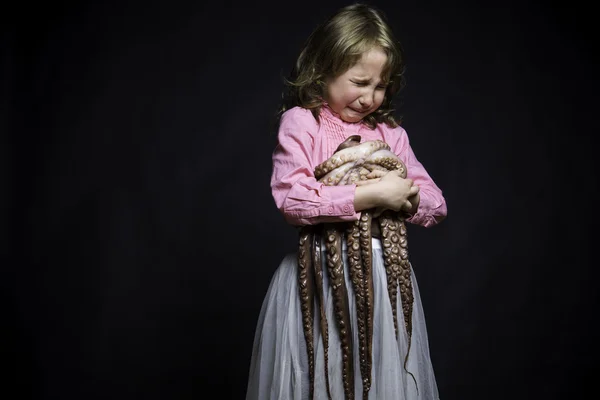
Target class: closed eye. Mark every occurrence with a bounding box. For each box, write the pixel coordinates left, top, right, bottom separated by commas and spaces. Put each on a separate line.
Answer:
351, 80, 387, 90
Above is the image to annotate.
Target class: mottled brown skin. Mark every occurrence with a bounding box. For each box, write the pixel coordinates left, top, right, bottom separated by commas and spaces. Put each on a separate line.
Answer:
297, 230, 315, 395
311, 231, 332, 399
297, 136, 416, 400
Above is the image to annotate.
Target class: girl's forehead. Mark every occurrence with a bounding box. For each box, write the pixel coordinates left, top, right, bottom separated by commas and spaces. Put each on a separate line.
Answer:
347, 49, 388, 74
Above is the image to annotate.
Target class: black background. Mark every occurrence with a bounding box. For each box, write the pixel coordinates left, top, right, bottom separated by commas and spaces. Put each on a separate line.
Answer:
2, 0, 598, 399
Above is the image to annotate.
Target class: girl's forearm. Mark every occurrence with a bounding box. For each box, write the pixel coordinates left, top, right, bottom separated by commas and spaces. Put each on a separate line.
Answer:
354, 184, 383, 212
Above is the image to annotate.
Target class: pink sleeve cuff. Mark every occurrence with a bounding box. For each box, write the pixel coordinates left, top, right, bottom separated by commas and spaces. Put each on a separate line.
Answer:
282, 184, 360, 226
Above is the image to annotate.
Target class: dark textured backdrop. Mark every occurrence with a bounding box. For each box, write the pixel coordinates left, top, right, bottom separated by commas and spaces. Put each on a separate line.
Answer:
2, 0, 597, 399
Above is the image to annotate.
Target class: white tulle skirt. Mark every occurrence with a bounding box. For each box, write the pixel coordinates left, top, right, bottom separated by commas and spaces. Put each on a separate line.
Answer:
246, 238, 440, 400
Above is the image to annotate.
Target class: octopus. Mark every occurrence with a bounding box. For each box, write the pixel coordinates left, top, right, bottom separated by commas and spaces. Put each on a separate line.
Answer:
297, 135, 416, 400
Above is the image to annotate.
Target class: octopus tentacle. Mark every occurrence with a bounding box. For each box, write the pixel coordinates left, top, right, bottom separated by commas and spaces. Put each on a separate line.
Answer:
298, 134, 419, 399
379, 210, 418, 389
345, 221, 368, 396
314, 140, 391, 179
298, 227, 316, 398
358, 211, 374, 398
364, 150, 407, 175
324, 224, 354, 400
398, 219, 414, 347
319, 162, 356, 186
379, 212, 401, 337
311, 231, 332, 400
362, 162, 391, 172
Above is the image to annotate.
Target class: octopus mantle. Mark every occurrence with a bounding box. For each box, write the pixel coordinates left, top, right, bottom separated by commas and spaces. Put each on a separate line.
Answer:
297, 135, 416, 400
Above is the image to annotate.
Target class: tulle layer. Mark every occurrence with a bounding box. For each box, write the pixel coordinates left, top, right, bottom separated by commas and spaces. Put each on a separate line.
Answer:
246, 239, 440, 400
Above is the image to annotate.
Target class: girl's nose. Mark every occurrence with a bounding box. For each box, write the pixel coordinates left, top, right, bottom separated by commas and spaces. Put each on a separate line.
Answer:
359, 94, 373, 108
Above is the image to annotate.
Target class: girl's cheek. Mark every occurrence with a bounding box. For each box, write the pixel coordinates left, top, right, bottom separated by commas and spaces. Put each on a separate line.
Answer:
349, 88, 364, 99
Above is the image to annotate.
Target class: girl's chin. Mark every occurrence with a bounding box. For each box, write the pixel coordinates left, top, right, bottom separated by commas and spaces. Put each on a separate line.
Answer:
341, 110, 364, 123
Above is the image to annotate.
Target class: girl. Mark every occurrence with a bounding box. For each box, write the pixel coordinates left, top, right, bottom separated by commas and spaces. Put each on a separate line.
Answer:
246, 3, 447, 399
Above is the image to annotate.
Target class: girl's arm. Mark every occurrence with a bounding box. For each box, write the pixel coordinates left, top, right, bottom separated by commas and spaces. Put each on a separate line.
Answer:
391, 127, 447, 228
271, 109, 430, 227
271, 108, 361, 226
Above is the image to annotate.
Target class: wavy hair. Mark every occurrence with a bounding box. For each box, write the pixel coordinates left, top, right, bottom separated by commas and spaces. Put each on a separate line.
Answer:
278, 3, 405, 129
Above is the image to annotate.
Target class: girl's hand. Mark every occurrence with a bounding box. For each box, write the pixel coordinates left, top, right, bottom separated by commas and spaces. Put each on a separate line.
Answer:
354, 170, 418, 213
377, 170, 419, 212
403, 190, 420, 216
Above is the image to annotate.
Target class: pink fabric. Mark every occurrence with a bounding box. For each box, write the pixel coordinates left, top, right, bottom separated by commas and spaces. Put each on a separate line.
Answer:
270, 105, 447, 227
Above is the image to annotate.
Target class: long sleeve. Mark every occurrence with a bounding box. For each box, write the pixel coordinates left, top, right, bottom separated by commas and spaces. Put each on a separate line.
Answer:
391, 127, 447, 228
270, 108, 360, 226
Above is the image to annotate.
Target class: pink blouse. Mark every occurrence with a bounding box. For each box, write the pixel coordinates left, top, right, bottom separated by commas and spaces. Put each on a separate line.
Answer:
270, 105, 447, 228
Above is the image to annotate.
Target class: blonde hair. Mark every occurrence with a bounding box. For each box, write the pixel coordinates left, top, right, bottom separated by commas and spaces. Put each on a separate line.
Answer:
279, 3, 405, 129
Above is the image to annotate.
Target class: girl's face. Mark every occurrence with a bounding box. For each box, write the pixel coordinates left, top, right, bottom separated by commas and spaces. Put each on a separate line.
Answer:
324, 47, 388, 123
